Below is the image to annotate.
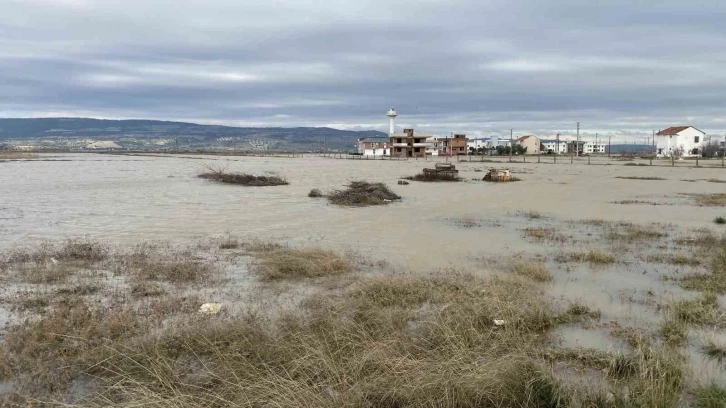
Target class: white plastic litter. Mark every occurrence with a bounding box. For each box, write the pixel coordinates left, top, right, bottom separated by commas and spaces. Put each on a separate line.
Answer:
493, 319, 505, 326
199, 303, 223, 315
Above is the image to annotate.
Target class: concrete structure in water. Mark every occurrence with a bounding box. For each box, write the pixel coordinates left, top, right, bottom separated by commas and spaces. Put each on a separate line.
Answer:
655, 126, 705, 157
390, 128, 434, 158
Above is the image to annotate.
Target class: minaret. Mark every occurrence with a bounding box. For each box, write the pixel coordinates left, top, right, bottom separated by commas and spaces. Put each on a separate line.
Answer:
386, 108, 398, 135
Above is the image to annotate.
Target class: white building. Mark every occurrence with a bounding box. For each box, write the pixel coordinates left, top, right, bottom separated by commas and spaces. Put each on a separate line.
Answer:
356, 137, 390, 156
655, 126, 705, 157
583, 143, 606, 154
541, 139, 567, 154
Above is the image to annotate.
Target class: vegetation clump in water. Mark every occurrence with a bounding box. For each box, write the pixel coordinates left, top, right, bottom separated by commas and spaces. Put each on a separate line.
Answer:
328, 181, 401, 207
404, 172, 461, 182
199, 167, 288, 186
308, 188, 323, 197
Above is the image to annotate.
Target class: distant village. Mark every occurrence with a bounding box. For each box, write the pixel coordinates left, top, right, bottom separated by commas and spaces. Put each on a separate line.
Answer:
357, 109, 726, 158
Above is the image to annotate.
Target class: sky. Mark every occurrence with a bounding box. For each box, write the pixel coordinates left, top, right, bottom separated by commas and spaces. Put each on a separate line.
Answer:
2, 0, 726, 142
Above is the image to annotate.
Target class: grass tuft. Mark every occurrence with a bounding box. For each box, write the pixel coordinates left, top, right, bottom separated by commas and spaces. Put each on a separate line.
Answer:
715, 216, 726, 225
556, 250, 616, 265
308, 188, 323, 197
701, 338, 726, 363
507, 259, 552, 282
250, 245, 352, 281
696, 383, 726, 408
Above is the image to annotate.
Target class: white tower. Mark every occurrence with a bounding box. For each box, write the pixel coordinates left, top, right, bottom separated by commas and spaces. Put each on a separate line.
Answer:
386, 108, 398, 135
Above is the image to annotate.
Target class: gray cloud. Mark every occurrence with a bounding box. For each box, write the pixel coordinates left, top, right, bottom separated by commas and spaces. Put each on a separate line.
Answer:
2, 0, 726, 142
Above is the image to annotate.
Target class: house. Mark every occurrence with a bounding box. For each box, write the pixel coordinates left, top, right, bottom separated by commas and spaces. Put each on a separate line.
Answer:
655, 126, 706, 157
541, 139, 566, 154
389, 129, 433, 158
357, 137, 390, 156
515, 135, 541, 155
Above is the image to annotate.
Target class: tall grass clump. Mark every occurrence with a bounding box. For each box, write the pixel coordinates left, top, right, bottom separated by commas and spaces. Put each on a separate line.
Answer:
328, 181, 401, 207
507, 259, 552, 282
715, 216, 726, 225
680, 237, 726, 293
249, 243, 353, 281
696, 383, 726, 408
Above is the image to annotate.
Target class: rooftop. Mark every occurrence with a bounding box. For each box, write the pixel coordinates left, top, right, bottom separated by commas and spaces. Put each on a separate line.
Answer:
657, 126, 696, 136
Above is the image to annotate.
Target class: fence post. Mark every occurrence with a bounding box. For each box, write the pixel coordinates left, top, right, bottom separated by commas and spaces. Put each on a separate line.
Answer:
538, 155, 540, 163
588, 156, 591, 165
672, 155, 675, 167
696, 157, 699, 167
523, 155, 526, 163
650, 157, 652, 166
554, 154, 557, 164
571, 155, 573, 164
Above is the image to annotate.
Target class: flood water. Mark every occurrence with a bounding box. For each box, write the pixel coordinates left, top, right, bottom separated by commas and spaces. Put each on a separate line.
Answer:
2, 152, 726, 383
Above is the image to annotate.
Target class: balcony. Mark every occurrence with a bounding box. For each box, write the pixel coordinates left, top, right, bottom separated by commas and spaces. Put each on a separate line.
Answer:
412, 143, 431, 147
391, 143, 408, 147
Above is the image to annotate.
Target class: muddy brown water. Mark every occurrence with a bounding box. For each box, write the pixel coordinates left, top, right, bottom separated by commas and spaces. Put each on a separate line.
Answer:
2, 152, 726, 384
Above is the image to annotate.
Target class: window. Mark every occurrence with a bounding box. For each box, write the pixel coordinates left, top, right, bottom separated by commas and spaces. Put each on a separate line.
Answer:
414, 148, 420, 152
695, 136, 700, 143
396, 147, 401, 152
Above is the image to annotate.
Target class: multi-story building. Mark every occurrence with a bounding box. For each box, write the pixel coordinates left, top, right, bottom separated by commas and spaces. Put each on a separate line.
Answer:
515, 135, 541, 155
357, 137, 390, 156
583, 143, 606, 154
440, 134, 469, 155
389, 129, 433, 158
541, 139, 567, 154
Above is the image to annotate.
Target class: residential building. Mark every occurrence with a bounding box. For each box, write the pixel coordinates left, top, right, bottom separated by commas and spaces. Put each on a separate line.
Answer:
389, 128, 433, 158
438, 134, 469, 156
566, 140, 587, 155
357, 137, 390, 156
467, 138, 490, 152
515, 135, 541, 155
655, 126, 705, 157
583, 143, 606, 154
541, 139, 566, 154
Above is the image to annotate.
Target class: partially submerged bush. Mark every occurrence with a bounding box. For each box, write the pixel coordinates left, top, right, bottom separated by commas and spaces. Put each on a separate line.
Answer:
328, 181, 401, 207
404, 172, 461, 182
715, 216, 726, 225
199, 167, 288, 186
308, 188, 323, 197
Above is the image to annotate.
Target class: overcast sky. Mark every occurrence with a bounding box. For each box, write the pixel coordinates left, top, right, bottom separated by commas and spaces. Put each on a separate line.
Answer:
2, 0, 726, 141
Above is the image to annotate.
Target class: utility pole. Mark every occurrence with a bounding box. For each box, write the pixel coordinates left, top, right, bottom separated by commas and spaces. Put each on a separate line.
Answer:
608, 135, 611, 157
576, 122, 580, 157
509, 129, 513, 162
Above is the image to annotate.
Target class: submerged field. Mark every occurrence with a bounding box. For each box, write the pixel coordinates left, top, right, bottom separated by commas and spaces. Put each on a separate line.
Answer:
1, 153, 726, 406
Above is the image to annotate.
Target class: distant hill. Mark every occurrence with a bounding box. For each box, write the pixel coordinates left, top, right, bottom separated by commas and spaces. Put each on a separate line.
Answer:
0, 118, 387, 151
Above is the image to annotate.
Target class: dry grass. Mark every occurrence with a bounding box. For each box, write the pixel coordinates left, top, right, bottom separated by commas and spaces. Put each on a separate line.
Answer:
449, 216, 481, 228
0, 151, 37, 160
669, 293, 726, 327
605, 223, 668, 242
615, 176, 666, 180
328, 181, 401, 207
219, 234, 240, 249
556, 250, 616, 265
680, 238, 726, 293
249, 244, 353, 281
523, 227, 566, 242
707, 178, 726, 183
198, 166, 288, 186
404, 172, 461, 182
691, 193, 726, 207
506, 259, 552, 282
611, 200, 661, 205
56, 283, 102, 296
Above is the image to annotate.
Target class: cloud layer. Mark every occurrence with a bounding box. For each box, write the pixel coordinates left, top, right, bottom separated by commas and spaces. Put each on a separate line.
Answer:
2, 0, 726, 141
